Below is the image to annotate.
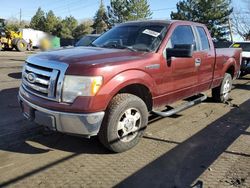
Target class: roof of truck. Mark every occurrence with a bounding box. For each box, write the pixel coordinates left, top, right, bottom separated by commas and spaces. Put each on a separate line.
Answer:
123, 20, 173, 25
118, 19, 205, 27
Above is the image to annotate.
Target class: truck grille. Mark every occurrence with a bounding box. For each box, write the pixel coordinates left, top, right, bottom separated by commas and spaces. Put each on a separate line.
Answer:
21, 59, 68, 102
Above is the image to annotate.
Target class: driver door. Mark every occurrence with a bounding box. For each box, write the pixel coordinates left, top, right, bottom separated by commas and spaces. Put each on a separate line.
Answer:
161, 25, 201, 103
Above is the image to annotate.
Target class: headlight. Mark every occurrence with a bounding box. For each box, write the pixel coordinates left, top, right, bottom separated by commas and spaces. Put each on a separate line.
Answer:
62, 75, 103, 103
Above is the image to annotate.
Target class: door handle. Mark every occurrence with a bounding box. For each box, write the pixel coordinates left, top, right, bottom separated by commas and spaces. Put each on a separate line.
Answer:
195, 58, 202, 67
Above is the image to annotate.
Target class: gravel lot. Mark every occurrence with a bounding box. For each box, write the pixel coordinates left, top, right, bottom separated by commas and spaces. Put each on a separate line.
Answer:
0, 51, 249, 188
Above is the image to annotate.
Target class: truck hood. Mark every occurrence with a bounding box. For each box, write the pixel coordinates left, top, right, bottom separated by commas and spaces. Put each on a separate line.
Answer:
28, 47, 146, 67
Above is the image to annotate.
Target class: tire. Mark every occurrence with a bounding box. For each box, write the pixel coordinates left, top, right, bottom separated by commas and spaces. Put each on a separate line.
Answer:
15, 39, 27, 52
27, 44, 32, 51
98, 93, 148, 153
240, 71, 247, 77
11, 38, 19, 46
212, 73, 232, 103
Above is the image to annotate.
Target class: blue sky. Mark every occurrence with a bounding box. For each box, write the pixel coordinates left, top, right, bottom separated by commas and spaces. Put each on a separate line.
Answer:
0, 0, 243, 21
0, 0, 246, 41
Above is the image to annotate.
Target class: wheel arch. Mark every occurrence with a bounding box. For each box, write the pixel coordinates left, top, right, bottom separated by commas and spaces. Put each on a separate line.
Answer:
118, 84, 153, 111
226, 65, 235, 79
98, 70, 156, 112
223, 57, 236, 79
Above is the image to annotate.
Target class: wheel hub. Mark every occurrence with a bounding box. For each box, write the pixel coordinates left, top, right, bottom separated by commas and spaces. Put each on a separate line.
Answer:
124, 118, 135, 132
117, 108, 141, 142
223, 79, 231, 98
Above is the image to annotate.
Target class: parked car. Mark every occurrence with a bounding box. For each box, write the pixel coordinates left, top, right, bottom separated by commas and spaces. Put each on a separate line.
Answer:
230, 41, 250, 76
18, 20, 241, 152
75, 34, 100, 47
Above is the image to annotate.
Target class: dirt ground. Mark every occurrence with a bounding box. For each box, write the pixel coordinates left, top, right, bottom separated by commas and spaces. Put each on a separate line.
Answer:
0, 51, 249, 188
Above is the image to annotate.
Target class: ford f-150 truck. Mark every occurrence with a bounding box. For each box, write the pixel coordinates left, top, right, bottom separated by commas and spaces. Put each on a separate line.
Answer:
18, 20, 242, 152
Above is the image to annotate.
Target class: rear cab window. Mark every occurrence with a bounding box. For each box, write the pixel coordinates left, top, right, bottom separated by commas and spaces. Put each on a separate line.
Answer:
196, 26, 210, 51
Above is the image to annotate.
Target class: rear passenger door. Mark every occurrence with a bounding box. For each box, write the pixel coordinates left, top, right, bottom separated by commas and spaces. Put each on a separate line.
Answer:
195, 26, 216, 92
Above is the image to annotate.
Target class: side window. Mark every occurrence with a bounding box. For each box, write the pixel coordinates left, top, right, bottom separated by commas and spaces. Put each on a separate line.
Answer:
167, 25, 196, 50
197, 27, 210, 51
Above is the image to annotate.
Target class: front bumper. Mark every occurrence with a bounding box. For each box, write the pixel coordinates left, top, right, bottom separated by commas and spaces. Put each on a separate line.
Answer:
18, 93, 105, 137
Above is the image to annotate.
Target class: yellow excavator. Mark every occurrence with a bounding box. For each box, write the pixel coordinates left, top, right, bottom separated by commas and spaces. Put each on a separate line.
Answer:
0, 18, 31, 51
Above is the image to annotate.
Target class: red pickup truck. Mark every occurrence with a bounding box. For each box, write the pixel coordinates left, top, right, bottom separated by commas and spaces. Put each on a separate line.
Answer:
18, 20, 241, 152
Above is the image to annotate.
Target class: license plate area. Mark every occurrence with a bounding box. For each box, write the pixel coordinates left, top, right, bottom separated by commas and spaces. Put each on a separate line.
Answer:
21, 102, 34, 120
35, 111, 56, 130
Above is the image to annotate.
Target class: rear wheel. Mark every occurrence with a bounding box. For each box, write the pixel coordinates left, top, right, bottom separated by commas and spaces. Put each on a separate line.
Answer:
240, 71, 247, 77
15, 39, 27, 52
27, 44, 32, 51
212, 73, 232, 102
98, 93, 148, 153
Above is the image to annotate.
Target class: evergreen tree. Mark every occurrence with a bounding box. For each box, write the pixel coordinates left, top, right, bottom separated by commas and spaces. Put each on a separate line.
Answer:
171, 0, 233, 40
73, 20, 93, 39
128, 0, 152, 21
59, 16, 78, 39
5, 18, 29, 31
30, 7, 46, 30
92, 0, 109, 34
44, 10, 59, 35
108, 0, 131, 25
107, 0, 152, 25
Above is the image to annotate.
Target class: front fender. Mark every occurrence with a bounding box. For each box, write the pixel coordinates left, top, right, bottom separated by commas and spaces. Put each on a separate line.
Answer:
95, 70, 157, 110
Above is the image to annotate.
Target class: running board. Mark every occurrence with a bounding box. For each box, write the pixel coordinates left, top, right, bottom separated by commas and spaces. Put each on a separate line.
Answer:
152, 94, 207, 117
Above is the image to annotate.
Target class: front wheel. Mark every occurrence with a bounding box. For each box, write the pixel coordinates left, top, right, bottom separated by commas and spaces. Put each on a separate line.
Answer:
15, 39, 27, 52
98, 93, 148, 153
212, 73, 232, 102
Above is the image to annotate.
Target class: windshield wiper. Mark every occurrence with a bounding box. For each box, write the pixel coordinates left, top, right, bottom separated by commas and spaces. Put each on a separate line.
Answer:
89, 43, 98, 47
100, 44, 137, 52
119, 46, 137, 52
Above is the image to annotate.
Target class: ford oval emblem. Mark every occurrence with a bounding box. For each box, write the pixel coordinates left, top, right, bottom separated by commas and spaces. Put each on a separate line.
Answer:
27, 73, 36, 83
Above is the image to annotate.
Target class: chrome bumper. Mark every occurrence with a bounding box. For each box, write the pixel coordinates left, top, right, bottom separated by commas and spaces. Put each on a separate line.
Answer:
18, 93, 105, 137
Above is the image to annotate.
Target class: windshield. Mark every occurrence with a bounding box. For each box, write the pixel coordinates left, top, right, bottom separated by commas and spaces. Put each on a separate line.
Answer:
231, 42, 250, 52
75, 36, 99, 47
92, 23, 168, 52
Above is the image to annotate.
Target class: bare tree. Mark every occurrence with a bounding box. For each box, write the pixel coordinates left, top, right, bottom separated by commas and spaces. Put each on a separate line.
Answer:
232, 0, 250, 40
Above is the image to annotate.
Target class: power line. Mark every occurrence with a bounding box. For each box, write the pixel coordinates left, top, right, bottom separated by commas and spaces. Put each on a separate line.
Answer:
20, 0, 93, 17
54, 1, 99, 15
44, 0, 86, 12
14, 0, 99, 19
151, 7, 176, 12
39, 0, 93, 14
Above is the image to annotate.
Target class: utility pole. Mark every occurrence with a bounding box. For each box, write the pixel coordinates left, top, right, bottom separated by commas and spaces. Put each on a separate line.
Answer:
19, 8, 22, 26
228, 17, 233, 42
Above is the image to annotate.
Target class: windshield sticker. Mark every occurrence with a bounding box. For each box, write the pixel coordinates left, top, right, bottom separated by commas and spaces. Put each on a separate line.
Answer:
142, 29, 160, 37
233, 43, 240, 48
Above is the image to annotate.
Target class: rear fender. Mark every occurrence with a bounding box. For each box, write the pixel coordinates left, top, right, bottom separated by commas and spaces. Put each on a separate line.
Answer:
222, 57, 237, 78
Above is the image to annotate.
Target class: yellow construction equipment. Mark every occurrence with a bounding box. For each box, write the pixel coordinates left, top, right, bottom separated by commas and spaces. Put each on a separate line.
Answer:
0, 18, 31, 51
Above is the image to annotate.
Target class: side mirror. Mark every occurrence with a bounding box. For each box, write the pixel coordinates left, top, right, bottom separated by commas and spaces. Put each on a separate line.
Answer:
166, 44, 194, 59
